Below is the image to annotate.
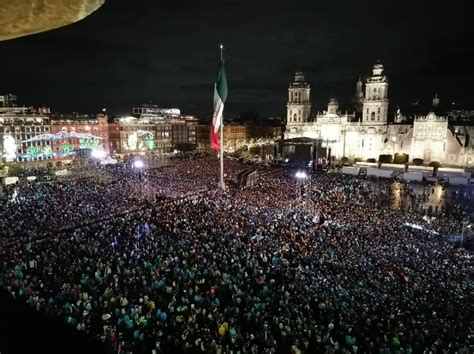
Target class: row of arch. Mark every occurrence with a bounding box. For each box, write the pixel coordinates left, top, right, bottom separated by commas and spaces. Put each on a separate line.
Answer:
288, 109, 303, 123
367, 86, 387, 101
289, 90, 309, 104
366, 107, 383, 121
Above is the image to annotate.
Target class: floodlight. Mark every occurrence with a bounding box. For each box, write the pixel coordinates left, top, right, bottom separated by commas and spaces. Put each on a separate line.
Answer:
91, 150, 106, 159
295, 171, 307, 179
134, 160, 144, 169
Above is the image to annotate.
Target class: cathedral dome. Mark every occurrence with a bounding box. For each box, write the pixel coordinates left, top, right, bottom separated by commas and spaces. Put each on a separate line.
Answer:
426, 112, 437, 120
323, 112, 339, 119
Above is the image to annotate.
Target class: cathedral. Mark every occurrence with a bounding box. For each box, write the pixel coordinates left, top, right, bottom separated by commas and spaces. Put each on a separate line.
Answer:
284, 63, 474, 167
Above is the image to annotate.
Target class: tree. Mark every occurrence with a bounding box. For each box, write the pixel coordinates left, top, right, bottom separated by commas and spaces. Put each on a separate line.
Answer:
429, 161, 442, 168
341, 156, 349, 164
354, 157, 363, 163
412, 158, 424, 166
5, 163, 23, 176
393, 153, 409, 164
367, 158, 376, 163
379, 154, 393, 163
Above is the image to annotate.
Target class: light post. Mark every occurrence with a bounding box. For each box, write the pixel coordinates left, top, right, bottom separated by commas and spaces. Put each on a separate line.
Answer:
134, 159, 144, 196
295, 171, 309, 199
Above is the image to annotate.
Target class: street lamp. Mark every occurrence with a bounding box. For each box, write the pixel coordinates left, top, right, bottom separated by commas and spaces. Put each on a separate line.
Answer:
295, 171, 310, 198
134, 159, 144, 181
133, 159, 145, 197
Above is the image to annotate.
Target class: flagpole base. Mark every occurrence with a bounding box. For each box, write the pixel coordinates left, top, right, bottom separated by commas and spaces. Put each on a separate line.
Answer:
218, 180, 226, 191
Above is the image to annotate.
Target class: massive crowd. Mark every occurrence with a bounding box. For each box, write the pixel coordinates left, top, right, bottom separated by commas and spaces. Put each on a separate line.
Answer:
0, 157, 471, 353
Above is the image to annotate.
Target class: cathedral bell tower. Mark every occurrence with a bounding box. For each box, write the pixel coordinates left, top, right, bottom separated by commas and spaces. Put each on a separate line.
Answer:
362, 62, 389, 124
287, 71, 311, 125
353, 78, 364, 114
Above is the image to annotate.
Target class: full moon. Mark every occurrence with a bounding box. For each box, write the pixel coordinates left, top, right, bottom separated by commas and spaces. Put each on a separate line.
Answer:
0, 0, 105, 41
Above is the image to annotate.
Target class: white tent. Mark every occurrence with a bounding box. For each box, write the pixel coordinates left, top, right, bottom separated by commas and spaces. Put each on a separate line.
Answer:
99, 157, 118, 165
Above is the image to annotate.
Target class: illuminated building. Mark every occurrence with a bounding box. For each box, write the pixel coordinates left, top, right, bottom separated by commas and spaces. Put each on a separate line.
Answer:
50, 113, 109, 155
284, 64, 474, 167
110, 113, 197, 155
112, 116, 165, 154
0, 99, 51, 163
133, 105, 198, 146
171, 115, 198, 147
286, 71, 311, 124
197, 124, 282, 153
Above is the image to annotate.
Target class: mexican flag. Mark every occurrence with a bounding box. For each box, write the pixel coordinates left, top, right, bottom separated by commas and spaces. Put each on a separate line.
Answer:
211, 63, 228, 150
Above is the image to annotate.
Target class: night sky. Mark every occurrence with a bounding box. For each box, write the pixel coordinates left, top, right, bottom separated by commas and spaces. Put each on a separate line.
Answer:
0, 0, 472, 119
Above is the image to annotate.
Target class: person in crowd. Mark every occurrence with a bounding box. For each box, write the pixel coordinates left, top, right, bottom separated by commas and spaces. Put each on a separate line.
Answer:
0, 158, 471, 353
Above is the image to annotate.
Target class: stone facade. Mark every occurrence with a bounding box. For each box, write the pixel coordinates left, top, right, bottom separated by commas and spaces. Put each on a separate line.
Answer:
284, 63, 473, 167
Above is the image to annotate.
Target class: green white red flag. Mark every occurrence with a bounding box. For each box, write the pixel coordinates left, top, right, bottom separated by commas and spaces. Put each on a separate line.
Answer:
211, 63, 228, 150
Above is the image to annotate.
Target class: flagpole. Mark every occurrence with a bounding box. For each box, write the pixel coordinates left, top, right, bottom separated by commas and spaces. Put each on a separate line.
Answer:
219, 43, 225, 190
